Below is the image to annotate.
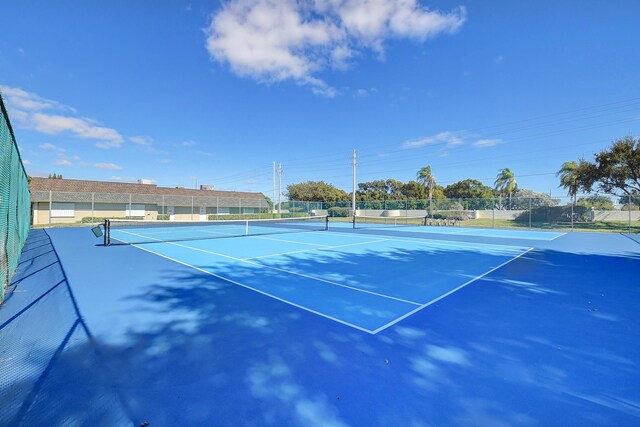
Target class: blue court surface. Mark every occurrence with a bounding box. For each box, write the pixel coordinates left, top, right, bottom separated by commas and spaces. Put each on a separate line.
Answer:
2, 222, 640, 426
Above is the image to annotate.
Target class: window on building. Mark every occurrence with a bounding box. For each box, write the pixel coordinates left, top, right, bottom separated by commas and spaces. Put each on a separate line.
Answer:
126, 204, 145, 217
51, 202, 75, 218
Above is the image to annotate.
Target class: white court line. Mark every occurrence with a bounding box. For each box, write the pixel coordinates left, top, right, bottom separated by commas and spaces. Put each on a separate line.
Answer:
325, 229, 528, 251
390, 226, 564, 241
111, 238, 376, 335
113, 229, 422, 306
247, 234, 327, 247
244, 239, 391, 260
549, 232, 568, 241
370, 247, 534, 334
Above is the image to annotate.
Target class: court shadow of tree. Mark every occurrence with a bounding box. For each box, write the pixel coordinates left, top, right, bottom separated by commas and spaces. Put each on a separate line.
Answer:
4, 230, 640, 426
109, 242, 640, 425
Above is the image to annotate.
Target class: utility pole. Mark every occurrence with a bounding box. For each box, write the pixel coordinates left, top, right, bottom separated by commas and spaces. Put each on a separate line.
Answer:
278, 162, 283, 213
352, 149, 357, 216
273, 161, 276, 213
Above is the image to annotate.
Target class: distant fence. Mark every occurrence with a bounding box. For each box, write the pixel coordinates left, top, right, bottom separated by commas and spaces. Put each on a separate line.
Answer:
279, 197, 640, 232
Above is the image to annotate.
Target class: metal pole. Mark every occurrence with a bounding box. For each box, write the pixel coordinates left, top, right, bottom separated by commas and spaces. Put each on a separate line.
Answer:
91, 192, 95, 223
273, 161, 276, 213
191, 196, 194, 220
48, 190, 52, 226
629, 194, 632, 233
529, 198, 532, 229
571, 199, 574, 231
492, 198, 495, 228
162, 195, 165, 217
129, 193, 132, 219
240, 198, 242, 215
352, 149, 357, 217
278, 162, 282, 213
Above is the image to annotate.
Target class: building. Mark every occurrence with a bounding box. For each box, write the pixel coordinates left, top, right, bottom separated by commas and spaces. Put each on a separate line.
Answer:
29, 177, 269, 225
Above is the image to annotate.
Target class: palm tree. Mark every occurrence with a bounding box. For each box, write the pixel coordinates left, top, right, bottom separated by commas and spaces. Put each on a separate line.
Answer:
417, 166, 436, 215
557, 161, 580, 204
494, 168, 517, 208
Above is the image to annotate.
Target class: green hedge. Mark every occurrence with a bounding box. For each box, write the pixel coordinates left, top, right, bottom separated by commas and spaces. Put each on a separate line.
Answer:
207, 213, 309, 221
515, 205, 590, 224
81, 216, 144, 223
328, 207, 351, 217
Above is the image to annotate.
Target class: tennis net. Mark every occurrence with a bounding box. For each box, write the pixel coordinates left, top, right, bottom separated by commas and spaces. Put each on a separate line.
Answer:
105, 216, 329, 245
353, 215, 427, 229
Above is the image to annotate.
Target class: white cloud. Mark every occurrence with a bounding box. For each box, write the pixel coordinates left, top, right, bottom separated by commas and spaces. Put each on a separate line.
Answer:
129, 135, 153, 146
22, 159, 31, 166
39, 142, 65, 152
403, 131, 464, 149
181, 140, 196, 147
0, 85, 75, 113
474, 139, 502, 148
1, 85, 124, 148
205, 0, 466, 95
53, 159, 73, 166
94, 162, 122, 170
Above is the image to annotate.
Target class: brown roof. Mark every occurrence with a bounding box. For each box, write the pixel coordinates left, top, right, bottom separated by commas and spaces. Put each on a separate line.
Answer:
29, 177, 266, 199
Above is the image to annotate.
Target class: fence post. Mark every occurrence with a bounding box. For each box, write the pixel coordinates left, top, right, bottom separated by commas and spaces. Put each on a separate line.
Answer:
48, 190, 52, 226
128, 193, 132, 219
492, 198, 495, 228
91, 192, 95, 223
162, 195, 165, 217
529, 198, 532, 230
240, 198, 242, 215
629, 194, 632, 233
191, 196, 194, 220
571, 199, 574, 231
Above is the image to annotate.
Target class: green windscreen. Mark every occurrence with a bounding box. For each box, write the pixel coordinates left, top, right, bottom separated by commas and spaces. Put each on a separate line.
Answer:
0, 90, 31, 303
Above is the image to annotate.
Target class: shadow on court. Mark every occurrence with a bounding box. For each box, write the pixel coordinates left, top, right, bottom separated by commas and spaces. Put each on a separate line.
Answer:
1, 228, 640, 426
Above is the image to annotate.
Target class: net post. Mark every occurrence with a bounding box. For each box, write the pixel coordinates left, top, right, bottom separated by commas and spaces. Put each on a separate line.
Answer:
325, 215, 329, 230
352, 214, 356, 229
103, 219, 109, 246
245, 220, 249, 236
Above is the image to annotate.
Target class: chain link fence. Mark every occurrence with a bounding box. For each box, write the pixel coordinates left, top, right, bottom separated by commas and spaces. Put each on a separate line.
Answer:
29, 190, 640, 234
1, 92, 30, 303
280, 196, 640, 233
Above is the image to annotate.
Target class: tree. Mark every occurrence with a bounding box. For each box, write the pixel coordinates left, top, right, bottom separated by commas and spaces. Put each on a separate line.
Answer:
576, 195, 615, 210
494, 168, 517, 208
575, 135, 640, 196
286, 181, 349, 202
443, 179, 496, 209
400, 180, 424, 200
444, 179, 495, 199
416, 166, 436, 213
509, 189, 559, 209
557, 161, 582, 204
357, 179, 405, 201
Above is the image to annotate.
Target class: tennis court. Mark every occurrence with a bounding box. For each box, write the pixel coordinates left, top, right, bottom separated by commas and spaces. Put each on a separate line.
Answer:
3, 217, 640, 426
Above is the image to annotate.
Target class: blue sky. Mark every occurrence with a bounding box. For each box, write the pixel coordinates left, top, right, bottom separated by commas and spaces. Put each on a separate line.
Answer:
1, 0, 639, 198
